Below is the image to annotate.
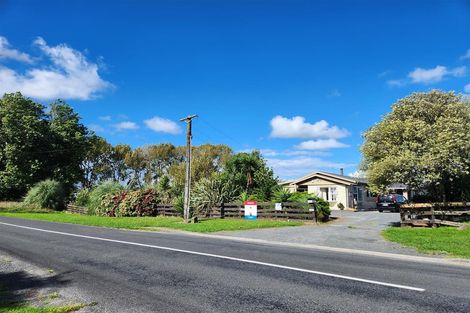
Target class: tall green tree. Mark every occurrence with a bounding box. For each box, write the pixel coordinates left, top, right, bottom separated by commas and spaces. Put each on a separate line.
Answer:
224, 151, 278, 199
361, 90, 470, 201
111, 144, 132, 183
81, 135, 113, 188
0, 93, 91, 199
0, 93, 49, 199
47, 101, 89, 194
125, 147, 146, 189
143, 143, 178, 185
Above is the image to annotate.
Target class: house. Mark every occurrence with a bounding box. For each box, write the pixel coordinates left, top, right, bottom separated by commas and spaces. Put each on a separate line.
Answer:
279, 171, 376, 210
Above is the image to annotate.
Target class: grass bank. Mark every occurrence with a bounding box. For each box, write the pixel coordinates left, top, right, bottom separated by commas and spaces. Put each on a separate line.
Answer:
0, 206, 303, 233
382, 227, 470, 259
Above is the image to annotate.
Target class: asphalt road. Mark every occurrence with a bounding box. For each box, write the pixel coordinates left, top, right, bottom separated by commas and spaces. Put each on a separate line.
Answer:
1, 217, 469, 313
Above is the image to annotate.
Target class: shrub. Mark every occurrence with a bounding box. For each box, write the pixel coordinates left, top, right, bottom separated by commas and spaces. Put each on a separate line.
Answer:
283, 192, 331, 221
23, 180, 65, 211
172, 194, 184, 217
98, 190, 127, 216
192, 175, 240, 217
272, 189, 292, 202
337, 202, 345, 210
287, 192, 310, 203
88, 181, 124, 214
98, 188, 161, 217
74, 188, 91, 207
117, 189, 160, 217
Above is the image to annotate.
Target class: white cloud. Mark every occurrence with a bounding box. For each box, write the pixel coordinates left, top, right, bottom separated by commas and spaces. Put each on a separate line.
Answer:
270, 115, 349, 139
239, 148, 330, 158
408, 65, 466, 84
144, 116, 182, 135
113, 121, 139, 131
88, 124, 104, 132
0, 36, 112, 100
266, 157, 353, 179
99, 115, 112, 121
0, 36, 33, 63
386, 79, 406, 87
465, 83, 470, 93
460, 49, 470, 60
295, 139, 349, 150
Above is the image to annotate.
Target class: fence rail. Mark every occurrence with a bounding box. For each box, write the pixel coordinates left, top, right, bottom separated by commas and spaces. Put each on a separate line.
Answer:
400, 202, 470, 227
67, 202, 316, 220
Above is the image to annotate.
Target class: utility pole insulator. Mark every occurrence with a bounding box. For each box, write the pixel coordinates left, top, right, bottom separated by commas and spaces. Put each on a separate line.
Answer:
180, 114, 198, 223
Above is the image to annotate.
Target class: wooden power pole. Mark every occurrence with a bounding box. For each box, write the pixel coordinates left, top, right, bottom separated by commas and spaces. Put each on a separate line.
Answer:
180, 114, 198, 223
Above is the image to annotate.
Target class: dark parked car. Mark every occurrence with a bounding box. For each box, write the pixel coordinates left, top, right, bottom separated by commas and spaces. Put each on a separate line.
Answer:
376, 194, 408, 212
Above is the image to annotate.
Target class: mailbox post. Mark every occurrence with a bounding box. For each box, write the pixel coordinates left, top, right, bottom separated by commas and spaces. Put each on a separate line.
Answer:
308, 198, 318, 223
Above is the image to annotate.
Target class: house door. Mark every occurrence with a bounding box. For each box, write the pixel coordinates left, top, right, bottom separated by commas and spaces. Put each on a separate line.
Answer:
319, 187, 329, 201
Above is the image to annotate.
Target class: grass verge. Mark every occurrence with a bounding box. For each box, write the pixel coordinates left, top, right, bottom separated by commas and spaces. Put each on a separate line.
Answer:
382, 227, 470, 258
0, 209, 303, 233
0, 304, 85, 313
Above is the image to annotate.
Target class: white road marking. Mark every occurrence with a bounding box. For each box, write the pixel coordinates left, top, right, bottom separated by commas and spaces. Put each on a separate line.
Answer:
0, 221, 425, 292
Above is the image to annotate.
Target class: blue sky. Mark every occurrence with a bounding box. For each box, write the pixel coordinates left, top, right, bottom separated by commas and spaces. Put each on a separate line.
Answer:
1, 0, 469, 179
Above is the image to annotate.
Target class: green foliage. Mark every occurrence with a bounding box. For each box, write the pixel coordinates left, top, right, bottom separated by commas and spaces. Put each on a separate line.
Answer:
272, 189, 292, 202
0, 93, 90, 199
283, 192, 330, 220
46, 102, 89, 195
172, 194, 184, 216
191, 174, 240, 216
81, 135, 114, 188
23, 180, 65, 211
73, 188, 91, 207
337, 202, 345, 210
88, 181, 124, 214
362, 90, 470, 201
223, 151, 278, 199
99, 189, 161, 217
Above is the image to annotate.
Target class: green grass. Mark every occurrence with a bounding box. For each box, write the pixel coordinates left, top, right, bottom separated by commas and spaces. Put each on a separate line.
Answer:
382, 227, 470, 258
0, 304, 85, 313
0, 208, 303, 233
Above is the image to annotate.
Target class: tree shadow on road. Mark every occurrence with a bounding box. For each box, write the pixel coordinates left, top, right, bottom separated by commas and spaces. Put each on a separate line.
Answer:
0, 270, 71, 310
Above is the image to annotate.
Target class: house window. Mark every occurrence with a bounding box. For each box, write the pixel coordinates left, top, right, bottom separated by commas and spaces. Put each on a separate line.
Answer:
328, 187, 337, 202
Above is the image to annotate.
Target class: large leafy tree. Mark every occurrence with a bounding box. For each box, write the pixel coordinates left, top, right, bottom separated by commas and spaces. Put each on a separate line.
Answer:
0, 93, 49, 199
111, 144, 132, 183
0, 93, 90, 199
361, 90, 470, 201
143, 143, 179, 185
47, 101, 89, 194
81, 135, 114, 188
224, 151, 278, 200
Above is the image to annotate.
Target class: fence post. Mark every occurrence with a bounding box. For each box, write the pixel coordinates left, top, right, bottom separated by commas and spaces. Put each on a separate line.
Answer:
220, 203, 225, 219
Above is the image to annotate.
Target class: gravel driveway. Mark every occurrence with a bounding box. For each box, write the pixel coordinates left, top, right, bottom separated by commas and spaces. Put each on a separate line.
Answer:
215, 211, 423, 256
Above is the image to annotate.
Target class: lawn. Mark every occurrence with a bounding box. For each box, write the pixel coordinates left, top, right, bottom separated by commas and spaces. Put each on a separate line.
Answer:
0, 205, 303, 233
382, 227, 470, 259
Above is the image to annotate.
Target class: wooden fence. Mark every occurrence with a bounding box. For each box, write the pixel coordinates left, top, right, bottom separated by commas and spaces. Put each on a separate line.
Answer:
400, 202, 470, 227
206, 202, 315, 220
67, 202, 316, 220
66, 204, 88, 215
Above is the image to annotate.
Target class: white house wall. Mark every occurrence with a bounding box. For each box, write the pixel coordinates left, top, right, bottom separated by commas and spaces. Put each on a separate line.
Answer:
307, 184, 348, 210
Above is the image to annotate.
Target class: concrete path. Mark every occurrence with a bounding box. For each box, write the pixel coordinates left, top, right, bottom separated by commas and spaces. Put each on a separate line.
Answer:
214, 211, 427, 256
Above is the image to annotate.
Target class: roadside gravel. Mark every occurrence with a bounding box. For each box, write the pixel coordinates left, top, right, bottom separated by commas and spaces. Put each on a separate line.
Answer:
0, 250, 97, 312
214, 211, 431, 256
